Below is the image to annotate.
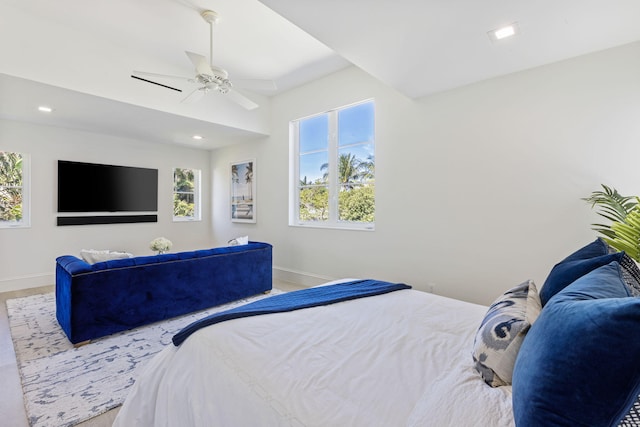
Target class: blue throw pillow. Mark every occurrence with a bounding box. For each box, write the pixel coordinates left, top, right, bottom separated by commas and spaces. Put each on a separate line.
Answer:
512, 261, 640, 426
539, 238, 624, 306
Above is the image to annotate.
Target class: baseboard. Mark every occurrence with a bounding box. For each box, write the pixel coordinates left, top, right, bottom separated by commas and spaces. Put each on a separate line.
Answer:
272, 266, 334, 288
0, 273, 54, 294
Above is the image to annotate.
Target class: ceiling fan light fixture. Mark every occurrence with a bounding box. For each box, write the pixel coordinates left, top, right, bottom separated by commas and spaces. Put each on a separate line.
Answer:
209, 65, 228, 80
488, 22, 520, 42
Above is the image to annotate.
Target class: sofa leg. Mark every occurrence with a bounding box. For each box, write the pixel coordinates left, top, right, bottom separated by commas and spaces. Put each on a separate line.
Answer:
263, 290, 271, 294
74, 340, 91, 348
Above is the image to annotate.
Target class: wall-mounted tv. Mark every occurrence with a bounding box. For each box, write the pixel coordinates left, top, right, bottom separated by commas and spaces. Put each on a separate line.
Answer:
57, 160, 158, 213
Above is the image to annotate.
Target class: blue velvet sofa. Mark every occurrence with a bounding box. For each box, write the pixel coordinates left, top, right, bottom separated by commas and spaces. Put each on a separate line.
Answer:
55, 242, 272, 344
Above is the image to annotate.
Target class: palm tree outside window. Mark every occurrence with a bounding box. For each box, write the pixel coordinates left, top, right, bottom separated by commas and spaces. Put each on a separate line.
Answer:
173, 167, 201, 221
0, 151, 30, 228
291, 100, 375, 229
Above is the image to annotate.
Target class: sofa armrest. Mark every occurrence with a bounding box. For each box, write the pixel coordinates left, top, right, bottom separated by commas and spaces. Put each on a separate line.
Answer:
56, 255, 92, 275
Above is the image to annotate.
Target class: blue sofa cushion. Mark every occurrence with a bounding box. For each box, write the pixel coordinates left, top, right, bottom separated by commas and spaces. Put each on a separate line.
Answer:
539, 238, 624, 306
512, 261, 640, 426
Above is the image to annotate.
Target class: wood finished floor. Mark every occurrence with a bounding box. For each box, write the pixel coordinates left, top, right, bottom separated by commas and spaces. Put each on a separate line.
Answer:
0, 279, 305, 427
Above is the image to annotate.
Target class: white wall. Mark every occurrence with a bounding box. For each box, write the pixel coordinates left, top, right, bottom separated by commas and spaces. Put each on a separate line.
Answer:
0, 119, 213, 292
212, 41, 640, 305
4, 41, 640, 304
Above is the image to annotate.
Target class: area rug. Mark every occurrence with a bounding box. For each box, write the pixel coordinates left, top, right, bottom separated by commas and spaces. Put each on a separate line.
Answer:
6, 289, 282, 427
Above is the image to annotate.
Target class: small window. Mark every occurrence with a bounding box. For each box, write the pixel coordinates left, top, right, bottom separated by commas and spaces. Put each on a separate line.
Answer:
0, 151, 30, 228
173, 167, 201, 221
290, 100, 375, 230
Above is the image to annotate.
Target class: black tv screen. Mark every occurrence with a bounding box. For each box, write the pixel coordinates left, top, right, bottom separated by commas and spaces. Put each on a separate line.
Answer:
57, 160, 158, 212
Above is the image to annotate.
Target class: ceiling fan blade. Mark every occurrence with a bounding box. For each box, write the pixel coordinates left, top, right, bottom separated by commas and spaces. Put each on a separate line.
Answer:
181, 87, 206, 104
233, 78, 277, 92
226, 89, 259, 110
185, 51, 206, 68
132, 70, 192, 82
185, 51, 213, 76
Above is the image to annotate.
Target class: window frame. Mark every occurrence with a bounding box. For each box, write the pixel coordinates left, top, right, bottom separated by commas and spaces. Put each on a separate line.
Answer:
172, 167, 201, 222
289, 99, 375, 231
0, 151, 30, 229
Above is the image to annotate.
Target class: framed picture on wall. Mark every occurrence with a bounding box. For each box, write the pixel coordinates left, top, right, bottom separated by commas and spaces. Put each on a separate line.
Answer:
231, 159, 256, 223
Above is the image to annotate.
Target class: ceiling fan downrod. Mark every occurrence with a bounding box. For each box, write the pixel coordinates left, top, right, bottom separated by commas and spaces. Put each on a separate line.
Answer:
201, 10, 219, 67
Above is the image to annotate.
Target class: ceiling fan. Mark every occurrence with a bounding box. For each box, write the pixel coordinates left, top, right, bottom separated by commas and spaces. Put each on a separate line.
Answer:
131, 9, 275, 110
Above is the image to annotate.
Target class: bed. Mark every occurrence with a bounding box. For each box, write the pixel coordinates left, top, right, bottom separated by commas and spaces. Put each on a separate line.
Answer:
113, 239, 640, 427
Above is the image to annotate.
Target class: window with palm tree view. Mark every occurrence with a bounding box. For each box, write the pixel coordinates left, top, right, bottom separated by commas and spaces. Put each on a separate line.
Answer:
291, 100, 375, 229
173, 167, 201, 221
1, 151, 30, 228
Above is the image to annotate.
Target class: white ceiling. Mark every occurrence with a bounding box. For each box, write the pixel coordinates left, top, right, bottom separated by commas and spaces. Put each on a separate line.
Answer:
261, 0, 640, 99
1, 0, 640, 149
0, 0, 349, 149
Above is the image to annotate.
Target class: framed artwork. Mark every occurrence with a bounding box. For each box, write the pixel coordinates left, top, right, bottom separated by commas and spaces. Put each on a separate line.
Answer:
231, 159, 256, 223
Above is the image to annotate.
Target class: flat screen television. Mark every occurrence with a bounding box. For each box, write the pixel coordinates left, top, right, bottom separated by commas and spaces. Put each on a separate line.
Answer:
57, 160, 158, 212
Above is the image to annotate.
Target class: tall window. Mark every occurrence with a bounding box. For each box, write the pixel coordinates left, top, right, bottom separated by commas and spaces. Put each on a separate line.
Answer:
290, 100, 375, 230
173, 167, 201, 221
0, 151, 30, 228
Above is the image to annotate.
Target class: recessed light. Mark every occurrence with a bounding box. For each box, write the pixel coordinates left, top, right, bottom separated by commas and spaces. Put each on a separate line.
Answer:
38, 106, 53, 113
192, 135, 203, 140
488, 22, 520, 42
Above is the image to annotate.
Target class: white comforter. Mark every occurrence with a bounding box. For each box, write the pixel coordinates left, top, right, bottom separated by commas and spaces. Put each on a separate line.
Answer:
114, 286, 515, 426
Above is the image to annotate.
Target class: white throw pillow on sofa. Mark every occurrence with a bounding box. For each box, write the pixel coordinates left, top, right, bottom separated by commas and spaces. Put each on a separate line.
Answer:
80, 249, 133, 264
227, 236, 249, 246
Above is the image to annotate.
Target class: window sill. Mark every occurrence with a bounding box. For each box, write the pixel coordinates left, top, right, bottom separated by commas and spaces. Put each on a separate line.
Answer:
172, 217, 201, 223
0, 223, 31, 229
289, 222, 375, 232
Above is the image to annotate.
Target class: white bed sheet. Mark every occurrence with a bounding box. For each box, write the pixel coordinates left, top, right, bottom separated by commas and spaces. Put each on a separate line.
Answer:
114, 286, 515, 426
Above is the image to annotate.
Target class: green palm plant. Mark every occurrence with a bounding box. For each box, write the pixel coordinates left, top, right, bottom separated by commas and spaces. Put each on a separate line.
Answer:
583, 184, 640, 261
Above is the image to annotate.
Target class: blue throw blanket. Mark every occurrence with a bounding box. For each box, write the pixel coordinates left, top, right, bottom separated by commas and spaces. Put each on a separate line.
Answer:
172, 279, 411, 346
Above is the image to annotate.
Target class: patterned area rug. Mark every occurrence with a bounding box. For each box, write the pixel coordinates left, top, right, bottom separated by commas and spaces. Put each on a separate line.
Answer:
6, 289, 282, 427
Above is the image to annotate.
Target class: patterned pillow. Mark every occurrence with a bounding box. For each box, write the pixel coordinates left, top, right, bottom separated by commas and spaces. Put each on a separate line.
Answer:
472, 280, 541, 387
619, 253, 640, 297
